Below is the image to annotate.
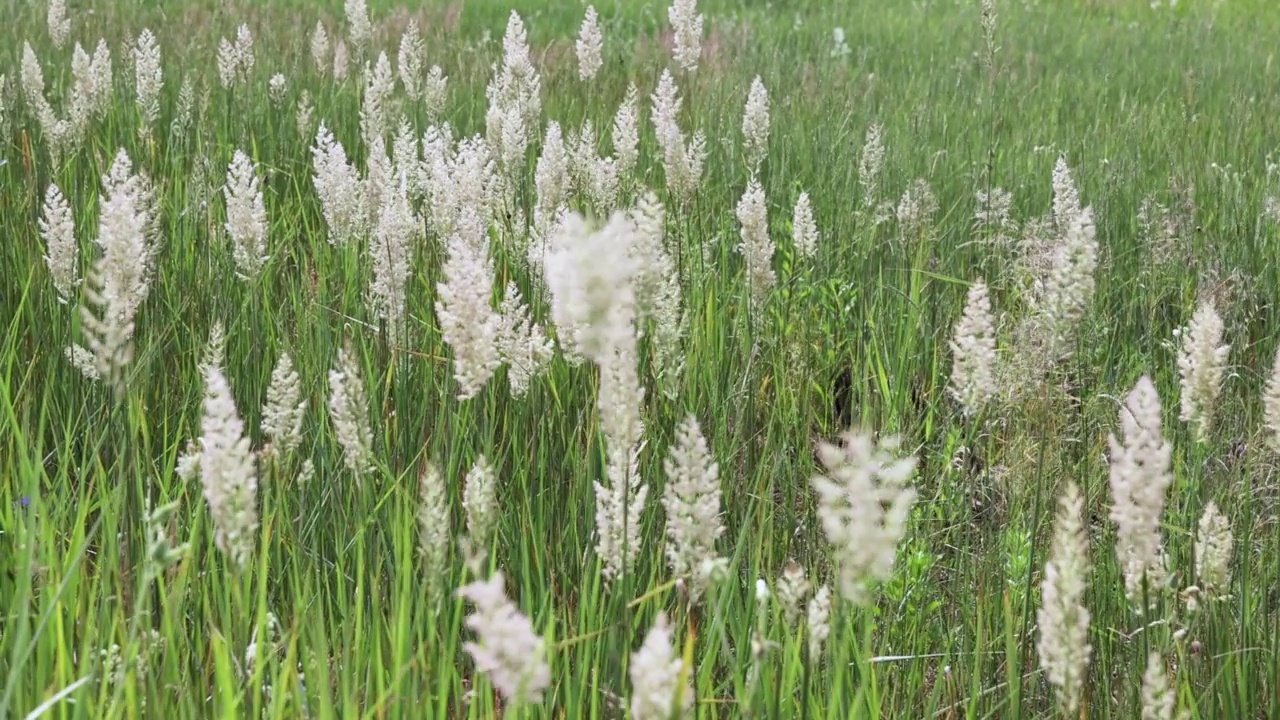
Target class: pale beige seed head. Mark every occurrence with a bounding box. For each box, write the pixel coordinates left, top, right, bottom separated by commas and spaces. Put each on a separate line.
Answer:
457, 571, 551, 706
629, 613, 693, 719
668, 0, 703, 72
776, 560, 811, 626
792, 191, 819, 260
1265, 346, 1280, 453
1108, 375, 1173, 608
1036, 481, 1091, 717
741, 76, 770, 174
811, 431, 918, 605
662, 414, 726, 601
575, 6, 604, 81
1194, 501, 1232, 601
1177, 297, 1229, 442
948, 279, 998, 418
1141, 652, 1175, 720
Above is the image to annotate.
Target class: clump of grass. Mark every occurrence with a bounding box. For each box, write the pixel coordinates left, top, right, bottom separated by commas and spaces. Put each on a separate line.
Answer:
3, 0, 1280, 718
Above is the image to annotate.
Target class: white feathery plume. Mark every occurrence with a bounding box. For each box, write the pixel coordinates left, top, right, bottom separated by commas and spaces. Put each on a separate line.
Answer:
542, 211, 648, 581
398, 20, 424, 100
242, 612, 284, 682
1052, 155, 1082, 234
528, 204, 569, 280
214, 32, 237, 89
596, 298, 648, 584
1036, 481, 1091, 717
101, 149, 159, 262
332, 39, 350, 82
1033, 205, 1097, 360
424, 133, 498, 247
20, 41, 48, 109
806, 584, 832, 664
420, 122, 456, 228
1194, 501, 1232, 602
629, 613, 693, 720
649, 70, 706, 204
776, 561, 811, 627
628, 192, 684, 391
169, 75, 195, 140
391, 118, 421, 199
88, 40, 113, 120
311, 22, 331, 76
1141, 652, 1175, 720
64, 345, 100, 381
435, 225, 503, 401
895, 178, 938, 238
199, 361, 259, 569
485, 11, 542, 190
747, 579, 774, 695
48, 0, 71, 49
592, 333, 648, 582
543, 211, 638, 363
568, 122, 598, 196
360, 51, 396, 145
810, 430, 918, 605
296, 91, 315, 139
268, 73, 287, 106
568, 123, 620, 213
668, 0, 703, 72
1177, 298, 1229, 442
735, 176, 774, 316
590, 155, 622, 214
858, 123, 886, 214
65, 43, 101, 142
496, 281, 554, 399
21, 43, 64, 157
741, 76, 770, 174
79, 149, 153, 395
195, 316, 226, 368
461, 456, 498, 570
216, 24, 254, 89
454, 134, 501, 245
40, 182, 79, 303
423, 65, 449, 121
133, 29, 162, 137
975, 187, 1015, 237
20, 42, 65, 154
344, 0, 372, 55
1108, 376, 1173, 607
612, 83, 641, 183
417, 461, 451, 601
261, 352, 306, 458
626, 191, 674, 310
311, 123, 367, 245
948, 279, 998, 418
200, 320, 227, 377
67, 43, 96, 140
662, 414, 727, 600
792, 191, 819, 260
296, 458, 316, 486
363, 133, 393, 235
369, 172, 418, 341
223, 149, 269, 278
327, 344, 374, 480
534, 121, 570, 215
1265, 346, 1280, 453
457, 572, 551, 707
576, 6, 604, 81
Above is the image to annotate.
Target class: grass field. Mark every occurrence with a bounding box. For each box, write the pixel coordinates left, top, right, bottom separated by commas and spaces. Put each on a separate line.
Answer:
4, 0, 1280, 717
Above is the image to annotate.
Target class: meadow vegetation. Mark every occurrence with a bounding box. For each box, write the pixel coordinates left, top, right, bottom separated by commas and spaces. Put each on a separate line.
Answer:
3, 0, 1280, 717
